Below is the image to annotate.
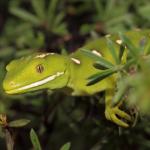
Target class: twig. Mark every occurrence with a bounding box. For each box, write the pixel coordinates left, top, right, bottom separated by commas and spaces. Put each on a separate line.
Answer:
5, 128, 14, 150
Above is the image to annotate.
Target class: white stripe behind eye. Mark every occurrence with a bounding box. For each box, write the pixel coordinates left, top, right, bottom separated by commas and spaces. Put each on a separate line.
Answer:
35, 53, 51, 58
8, 72, 64, 93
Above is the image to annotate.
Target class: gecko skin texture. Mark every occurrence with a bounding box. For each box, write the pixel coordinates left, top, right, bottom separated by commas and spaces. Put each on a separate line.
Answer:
3, 29, 150, 127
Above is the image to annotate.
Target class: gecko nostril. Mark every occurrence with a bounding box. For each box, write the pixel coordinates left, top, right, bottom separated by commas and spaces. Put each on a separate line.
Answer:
10, 81, 15, 87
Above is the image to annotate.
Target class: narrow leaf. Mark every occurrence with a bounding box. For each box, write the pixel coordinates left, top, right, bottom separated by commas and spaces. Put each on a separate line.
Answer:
138, 5, 150, 20
53, 12, 65, 27
53, 22, 68, 35
81, 49, 114, 69
31, 0, 45, 20
119, 32, 139, 57
144, 39, 150, 55
112, 80, 128, 106
9, 119, 30, 127
60, 142, 71, 150
93, 0, 103, 17
30, 129, 42, 150
107, 38, 120, 64
47, 0, 59, 24
48, 0, 59, 14
93, 61, 110, 70
10, 8, 40, 25
61, 48, 68, 55
119, 45, 125, 61
123, 58, 135, 69
87, 69, 117, 86
5, 129, 14, 150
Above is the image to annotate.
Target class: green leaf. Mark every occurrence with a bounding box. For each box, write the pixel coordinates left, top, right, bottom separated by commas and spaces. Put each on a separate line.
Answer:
61, 48, 68, 55
123, 58, 135, 69
112, 80, 128, 106
107, 38, 120, 64
31, 0, 46, 20
53, 23, 68, 35
47, 0, 59, 24
144, 38, 150, 55
87, 68, 117, 86
5, 129, 14, 150
93, 0, 103, 18
48, 0, 59, 14
119, 45, 125, 61
105, 0, 115, 15
30, 129, 42, 150
53, 12, 65, 27
60, 142, 71, 150
119, 32, 139, 57
9, 119, 30, 127
138, 5, 150, 20
80, 24, 95, 35
10, 7, 40, 25
93, 61, 110, 70
0, 47, 14, 59
81, 49, 114, 69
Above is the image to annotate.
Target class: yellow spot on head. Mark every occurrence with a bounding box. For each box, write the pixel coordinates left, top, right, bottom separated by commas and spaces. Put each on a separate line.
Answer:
35, 53, 51, 58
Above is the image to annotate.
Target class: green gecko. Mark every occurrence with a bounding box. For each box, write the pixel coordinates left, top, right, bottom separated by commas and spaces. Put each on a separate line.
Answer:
3, 29, 150, 127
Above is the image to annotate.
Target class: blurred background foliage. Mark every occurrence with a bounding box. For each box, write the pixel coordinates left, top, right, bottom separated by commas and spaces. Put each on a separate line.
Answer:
0, 0, 150, 149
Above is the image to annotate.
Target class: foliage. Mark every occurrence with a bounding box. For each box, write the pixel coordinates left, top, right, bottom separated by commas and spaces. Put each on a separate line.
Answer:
30, 129, 42, 150
10, 0, 68, 36
0, 0, 150, 149
83, 32, 150, 114
60, 142, 71, 150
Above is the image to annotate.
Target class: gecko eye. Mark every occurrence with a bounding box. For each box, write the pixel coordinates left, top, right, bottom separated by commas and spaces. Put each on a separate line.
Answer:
36, 64, 44, 73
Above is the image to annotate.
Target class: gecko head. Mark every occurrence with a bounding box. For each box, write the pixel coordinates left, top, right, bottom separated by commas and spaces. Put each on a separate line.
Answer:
3, 53, 69, 94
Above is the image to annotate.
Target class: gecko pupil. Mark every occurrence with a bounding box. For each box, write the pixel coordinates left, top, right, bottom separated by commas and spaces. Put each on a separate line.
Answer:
36, 64, 44, 73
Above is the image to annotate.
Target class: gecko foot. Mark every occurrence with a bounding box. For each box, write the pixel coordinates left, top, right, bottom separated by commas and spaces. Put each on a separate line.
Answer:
105, 106, 132, 128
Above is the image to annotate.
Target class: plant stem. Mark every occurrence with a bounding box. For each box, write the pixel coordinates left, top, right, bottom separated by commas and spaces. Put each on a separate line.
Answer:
5, 128, 14, 150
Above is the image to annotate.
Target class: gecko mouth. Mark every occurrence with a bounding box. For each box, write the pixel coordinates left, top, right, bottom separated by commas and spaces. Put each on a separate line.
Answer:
5, 72, 64, 94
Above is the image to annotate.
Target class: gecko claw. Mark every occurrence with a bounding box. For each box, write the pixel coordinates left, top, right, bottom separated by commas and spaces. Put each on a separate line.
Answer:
105, 106, 132, 128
